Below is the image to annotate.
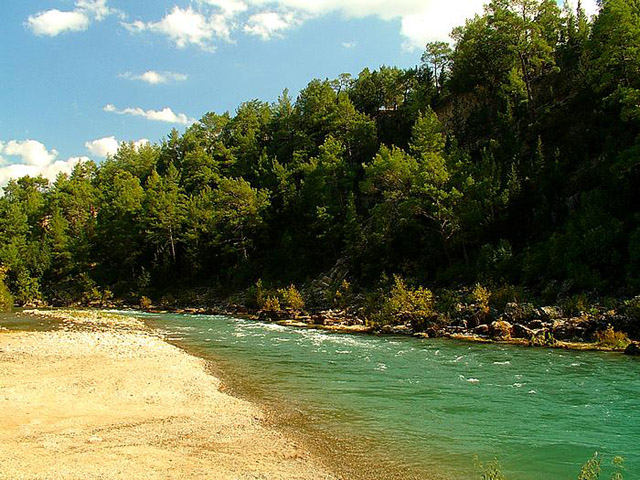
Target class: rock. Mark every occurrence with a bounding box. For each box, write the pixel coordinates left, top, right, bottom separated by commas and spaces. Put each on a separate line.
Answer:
473, 324, 490, 336
536, 306, 562, 321
529, 319, 546, 330
490, 320, 513, 339
624, 342, 640, 356
310, 314, 326, 325
512, 323, 533, 339
504, 303, 536, 323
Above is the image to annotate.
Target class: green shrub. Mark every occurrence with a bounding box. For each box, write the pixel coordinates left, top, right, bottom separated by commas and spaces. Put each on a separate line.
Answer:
529, 330, 556, 347
471, 283, 491, 315
623, 296, 640, 320
373, 275, 434, 327
0, 267, 13, 312
262, 296, 281, 311
562, 293, 590, 316
277, 284, 305, 310
490, 285, 524, 312
435, 288, 462, 319
139, 296, 152, 310
333, 279, 352, 308
594, 325, 631, 349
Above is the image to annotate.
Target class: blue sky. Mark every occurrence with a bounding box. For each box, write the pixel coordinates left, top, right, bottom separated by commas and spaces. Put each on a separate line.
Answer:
0, 0, 597, 187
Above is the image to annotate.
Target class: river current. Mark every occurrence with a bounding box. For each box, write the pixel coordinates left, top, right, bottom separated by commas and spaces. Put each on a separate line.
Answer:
140, 312, 640, 479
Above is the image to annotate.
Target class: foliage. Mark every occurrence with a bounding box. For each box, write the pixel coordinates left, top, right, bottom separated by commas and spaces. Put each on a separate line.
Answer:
262, 296, 281, 312
0, 267, 13, 312
562, 294, 591, 317
0, 0, 639, 308
139, 296, 152, 310
277, 284, 305, 310
471, 284, 491, 314
529, 329, 557, 347
594, 325, 631, 350
372, 275, 435, 327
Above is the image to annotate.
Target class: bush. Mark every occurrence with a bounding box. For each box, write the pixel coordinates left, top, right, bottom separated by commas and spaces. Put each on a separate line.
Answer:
139, 296, 152, 310
373, 275, 434, 327
490, 285, 524, 312
471, 283, 491, 315
594, 325, 631, 349
277, 284, 305, 310
562, 293, 590, 316
0, 267, 13, 312
262, 296, 281, 311
435, 288, 462, 319
529, 330, 556, 347
333, 279, 352, 308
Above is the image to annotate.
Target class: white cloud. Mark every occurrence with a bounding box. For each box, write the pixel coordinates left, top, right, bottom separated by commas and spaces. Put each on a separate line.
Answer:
0, 140, 88, 189
104, 104, 195, 125
244, 11, 299, 40
27, 10, 90, 36
1, 140, 58, 167
120, 70, 189, 85
26, 0, 117, 37
134, 138, 151, 149
85, 136, 151, 158
342, 41, 356, 49
124, 6, 233, 50
200, 0, 248, 15
75, 0, 114, 21
85, 136, 119, 158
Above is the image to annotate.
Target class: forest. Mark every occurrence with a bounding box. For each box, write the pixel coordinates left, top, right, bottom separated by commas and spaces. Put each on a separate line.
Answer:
1, 0, 640, 313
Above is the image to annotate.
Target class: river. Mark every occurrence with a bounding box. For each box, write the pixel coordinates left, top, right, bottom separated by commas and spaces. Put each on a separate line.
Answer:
140, 312, 639, 479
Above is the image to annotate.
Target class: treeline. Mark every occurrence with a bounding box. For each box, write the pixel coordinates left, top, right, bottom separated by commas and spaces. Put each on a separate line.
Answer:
2, 0, 640, 307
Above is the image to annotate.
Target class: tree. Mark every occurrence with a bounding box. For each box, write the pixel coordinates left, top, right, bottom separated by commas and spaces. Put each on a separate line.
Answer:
421, 41, 452, 93
212, 177, 270, 260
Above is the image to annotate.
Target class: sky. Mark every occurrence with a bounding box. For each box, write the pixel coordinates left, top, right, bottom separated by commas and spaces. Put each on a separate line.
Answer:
0, 0, 599, 188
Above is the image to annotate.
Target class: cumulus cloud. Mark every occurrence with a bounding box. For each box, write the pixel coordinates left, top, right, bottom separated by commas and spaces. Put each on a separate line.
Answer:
27, 10, 90, 36
27, 0, 118, 37
119, 70, 188, 85
123, 0, 494, 49
0, 140, 88, 189
104, 104, 195, 125
85, 136, 119, 158
244, 11, 299, 40
1, 140, 58, 167
342, 41, 356, 49
85, 136, 151, 158
124, 6, 233, 50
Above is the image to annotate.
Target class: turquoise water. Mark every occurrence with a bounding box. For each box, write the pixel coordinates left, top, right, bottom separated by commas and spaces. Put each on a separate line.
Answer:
137, 312, 640, 479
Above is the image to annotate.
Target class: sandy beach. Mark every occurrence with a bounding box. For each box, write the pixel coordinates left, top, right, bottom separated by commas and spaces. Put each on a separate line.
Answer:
0, 310, 336, 480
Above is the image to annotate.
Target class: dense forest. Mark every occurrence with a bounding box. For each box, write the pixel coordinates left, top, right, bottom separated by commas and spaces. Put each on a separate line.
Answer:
2, 0, 640, 311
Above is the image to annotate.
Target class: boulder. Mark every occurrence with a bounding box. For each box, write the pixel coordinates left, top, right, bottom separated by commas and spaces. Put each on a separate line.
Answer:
536, 306, 562, 321
473, 324, 490, 336
504, 303, 536, 324
512, 323, 534, 339
490, 320, 513, 339
624, 342, 640, 356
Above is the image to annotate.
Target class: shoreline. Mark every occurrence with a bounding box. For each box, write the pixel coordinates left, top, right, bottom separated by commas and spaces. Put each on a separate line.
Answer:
102, 304, 637, 355
0, 309, 337, 480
